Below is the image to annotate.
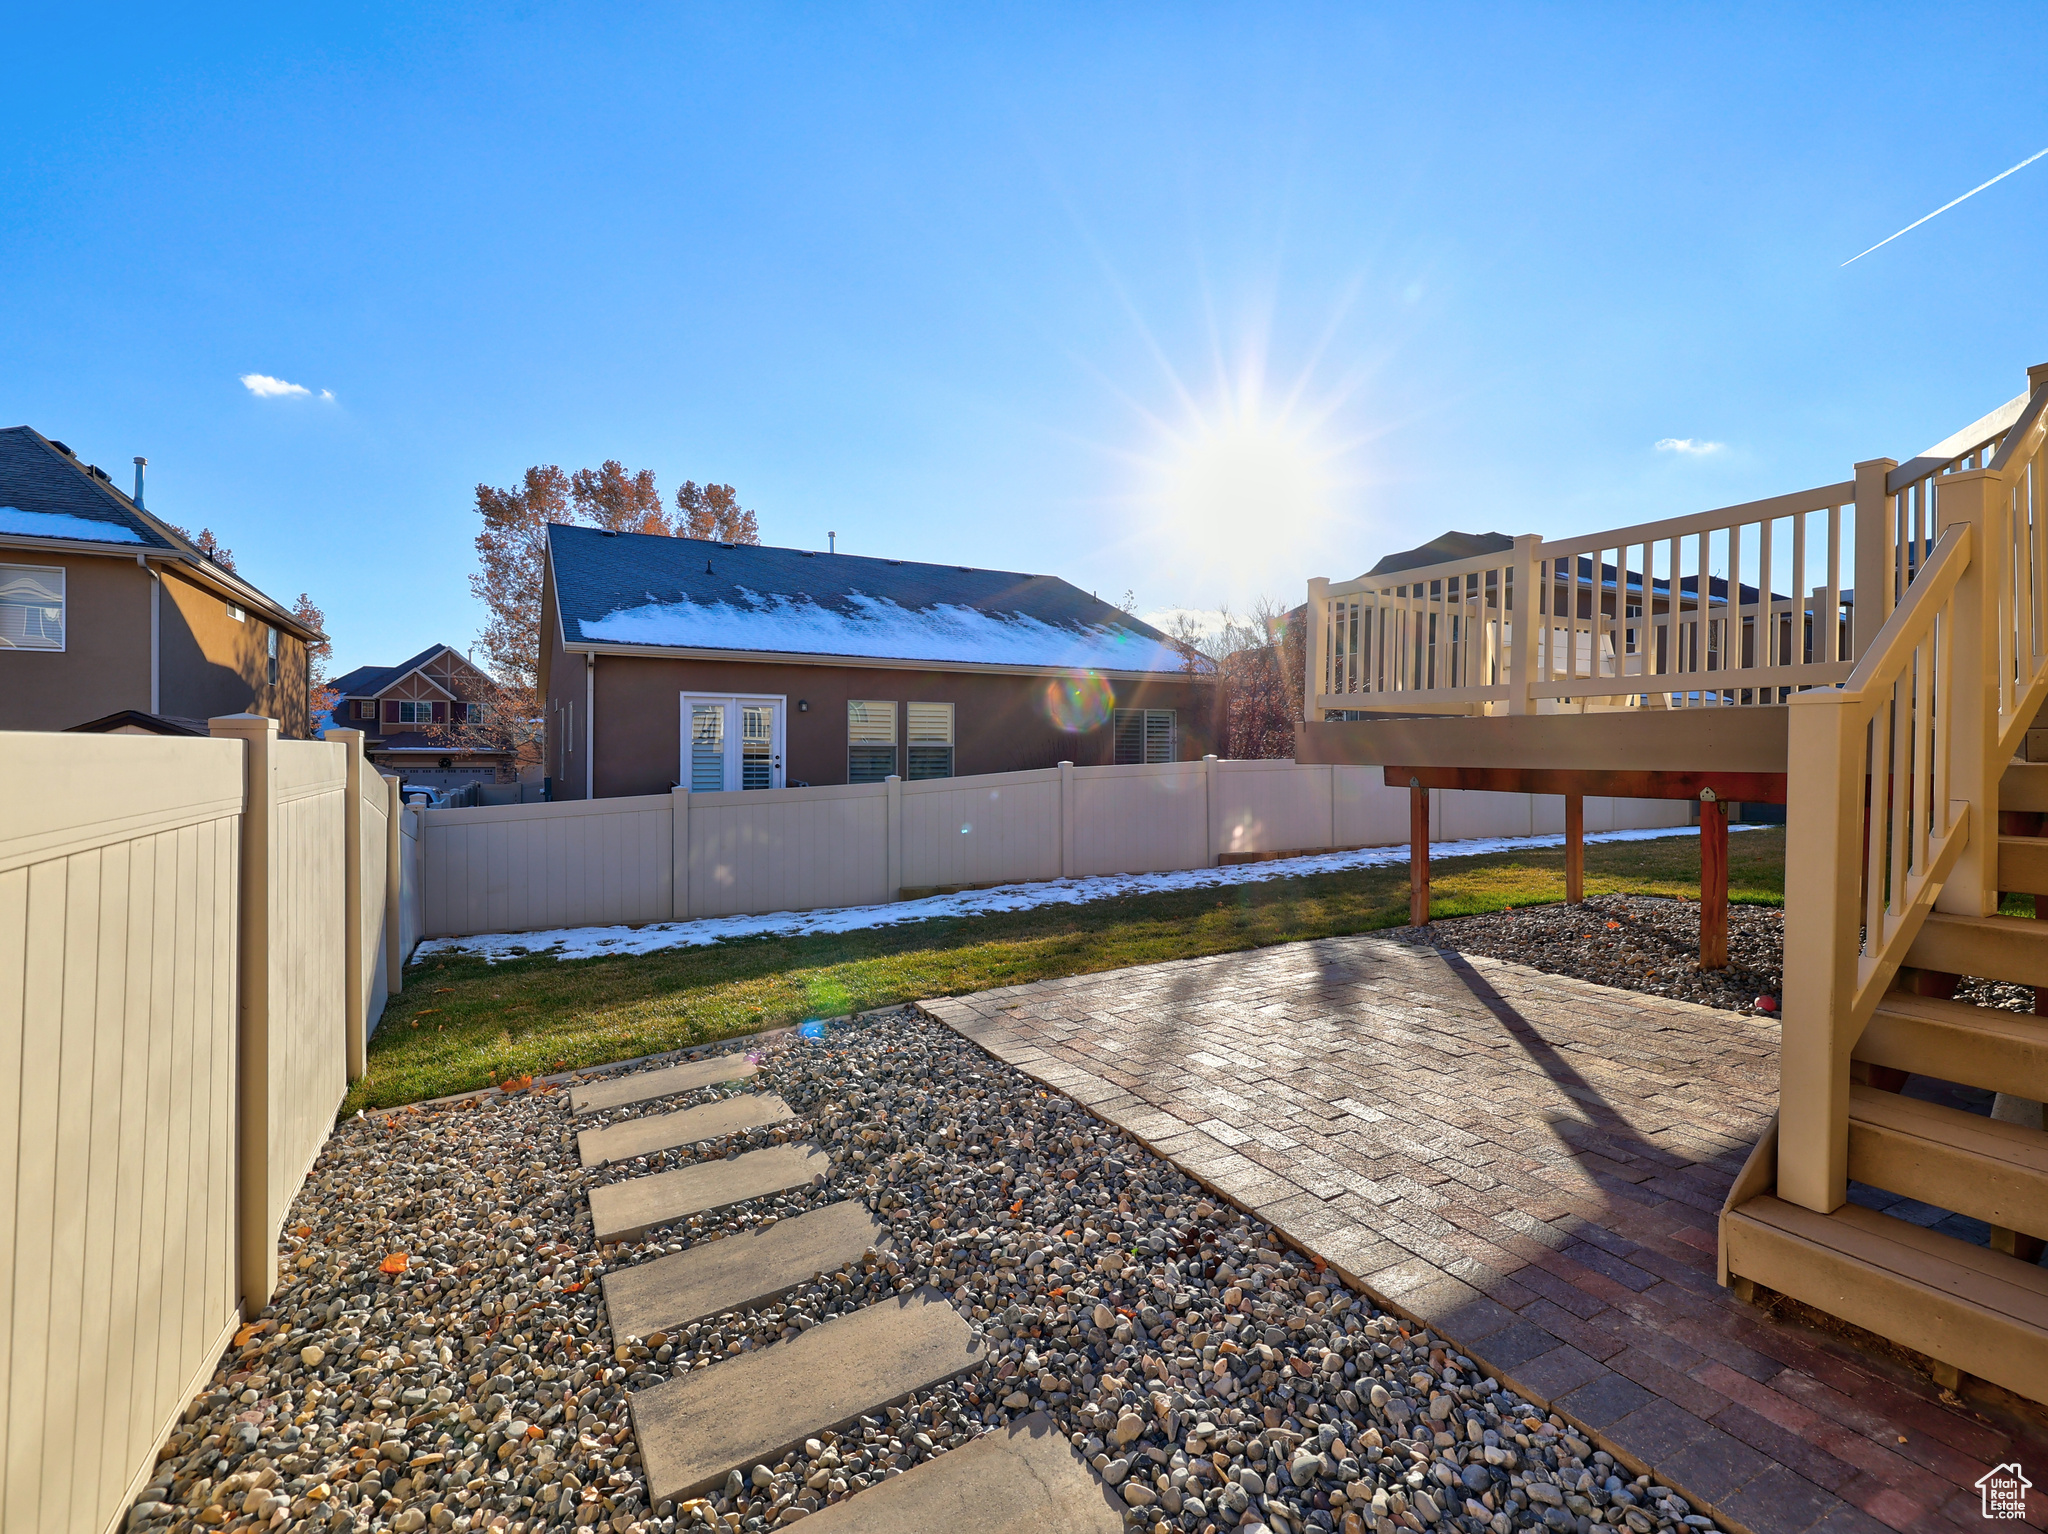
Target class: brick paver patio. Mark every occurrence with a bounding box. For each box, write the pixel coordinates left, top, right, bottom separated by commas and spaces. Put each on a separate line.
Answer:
919, 933, 2048, 1534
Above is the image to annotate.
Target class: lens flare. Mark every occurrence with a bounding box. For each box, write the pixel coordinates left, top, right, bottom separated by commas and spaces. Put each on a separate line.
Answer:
1045, 672, 1114, 733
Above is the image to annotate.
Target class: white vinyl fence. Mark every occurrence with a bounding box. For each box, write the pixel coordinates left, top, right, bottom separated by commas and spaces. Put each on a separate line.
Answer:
1, 720, 401, 1534
419, 757, 1690, 938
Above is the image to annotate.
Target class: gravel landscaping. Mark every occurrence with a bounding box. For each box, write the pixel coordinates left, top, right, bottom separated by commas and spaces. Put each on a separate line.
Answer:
1388, 893, 1785, 1015
130, 1008, 1727, 1534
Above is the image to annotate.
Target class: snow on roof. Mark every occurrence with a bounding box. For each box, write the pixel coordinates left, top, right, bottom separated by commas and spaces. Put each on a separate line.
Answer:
551, 524, 1200, 674
583, 588, 1190, 672
0, 505, 145, 545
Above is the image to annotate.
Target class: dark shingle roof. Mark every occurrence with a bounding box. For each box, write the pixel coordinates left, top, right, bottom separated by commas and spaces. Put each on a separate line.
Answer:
329, 643, 453, 699
1366, 530, 1515, 577
0, 426, 172, 548
547, 525, 1197, 674
0, 425, 321, 638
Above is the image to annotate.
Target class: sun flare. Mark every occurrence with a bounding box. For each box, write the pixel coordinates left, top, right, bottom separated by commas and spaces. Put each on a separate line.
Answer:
1135, 373, 1349, 601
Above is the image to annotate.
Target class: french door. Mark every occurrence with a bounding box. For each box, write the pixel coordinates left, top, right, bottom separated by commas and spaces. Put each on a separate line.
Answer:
682, 695, 786, 791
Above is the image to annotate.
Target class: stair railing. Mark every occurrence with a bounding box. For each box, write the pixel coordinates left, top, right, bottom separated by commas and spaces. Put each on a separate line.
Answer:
1778, 520, 1973, 1212
1778, 370, 2048, 1215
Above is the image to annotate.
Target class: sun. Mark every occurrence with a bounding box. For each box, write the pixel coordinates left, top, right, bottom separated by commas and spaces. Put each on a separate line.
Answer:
1137, 375, 1346, 599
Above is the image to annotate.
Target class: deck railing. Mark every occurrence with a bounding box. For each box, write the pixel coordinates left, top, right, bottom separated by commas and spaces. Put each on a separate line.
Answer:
1306, 373, 2048, 718
1307, 481, 1860, 714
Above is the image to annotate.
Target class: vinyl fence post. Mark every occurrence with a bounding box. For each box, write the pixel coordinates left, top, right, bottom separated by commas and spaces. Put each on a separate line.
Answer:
383, 773, 402, 996
1203, 754, 1218, 866
671, 785, 690, 921
1058, 760, 1075, 878
324, 726, 367, 1081
211, 711, 281, 1313
886, 775, 903, 898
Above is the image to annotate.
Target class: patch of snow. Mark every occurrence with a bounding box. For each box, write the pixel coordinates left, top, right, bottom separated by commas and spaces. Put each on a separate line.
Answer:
416, 822, 1766, 965
582, 588, 1194, 673
0, 506, 144, 544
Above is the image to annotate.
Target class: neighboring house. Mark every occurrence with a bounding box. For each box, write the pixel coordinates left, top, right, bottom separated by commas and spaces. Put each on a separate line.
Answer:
0, 426, 323, 735
539, 525, 1216, 799
326, 643, 514, 790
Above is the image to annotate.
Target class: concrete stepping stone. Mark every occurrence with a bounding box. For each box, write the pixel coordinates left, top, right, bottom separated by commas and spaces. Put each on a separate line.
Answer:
800, 1412, 1123, 1533
633, 1287, 983, 1503
588, 1144, 831, 1244
571, 1052, 758, 1115
578, 1092, 795, 1166
604, 1199, 888, 1341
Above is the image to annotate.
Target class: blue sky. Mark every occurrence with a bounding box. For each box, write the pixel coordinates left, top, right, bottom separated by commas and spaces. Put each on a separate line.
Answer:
5, 4, 2047, 674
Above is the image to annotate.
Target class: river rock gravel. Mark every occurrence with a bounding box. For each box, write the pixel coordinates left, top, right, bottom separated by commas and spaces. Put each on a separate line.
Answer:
128, 1009, 1725, 1534
1389, 894, 1784, 1015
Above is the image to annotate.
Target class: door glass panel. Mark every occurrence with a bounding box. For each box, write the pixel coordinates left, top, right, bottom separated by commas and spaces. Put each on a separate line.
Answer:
690, 703, 726, 791
741, 704, 774, 790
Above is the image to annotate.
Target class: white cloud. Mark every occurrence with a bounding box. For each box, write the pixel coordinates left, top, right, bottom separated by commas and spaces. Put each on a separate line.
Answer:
239, 373, 332, 401
1655, 437, 1724, 456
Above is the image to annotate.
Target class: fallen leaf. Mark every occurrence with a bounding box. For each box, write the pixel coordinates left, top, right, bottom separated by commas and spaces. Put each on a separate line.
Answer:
233, 1320, 274, 1348
292, 1225, 312, 1238
563, 1282, 582, 1293
379, 1253, 410, 1275
500, 1075, 533, 1095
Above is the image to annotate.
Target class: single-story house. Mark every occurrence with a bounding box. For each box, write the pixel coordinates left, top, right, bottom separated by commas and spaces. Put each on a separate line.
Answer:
539, 525, 1217, 798
327, 643, 515, 789
0, 425, 323, 735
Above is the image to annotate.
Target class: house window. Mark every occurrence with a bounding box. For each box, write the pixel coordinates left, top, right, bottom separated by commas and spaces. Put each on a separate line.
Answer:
1113, 708, 1176, 764
689, 702, 726, 790
354, 699, 376, 721
848, 700, 896, 783
393, 700, 437, 724
906, 702, 954, 780
227, 603, 245, 623
0, 565, 65, 651
266, 626, 279, 685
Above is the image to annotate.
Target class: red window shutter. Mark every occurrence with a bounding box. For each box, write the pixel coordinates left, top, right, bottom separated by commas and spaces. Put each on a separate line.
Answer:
453, 701, 468, 722
433, 701, 447, 723
384, 701, 398, 724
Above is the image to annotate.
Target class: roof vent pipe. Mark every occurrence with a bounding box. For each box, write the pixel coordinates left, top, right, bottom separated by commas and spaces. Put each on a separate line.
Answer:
828, 531, 836, 553
133, 456, 147, 508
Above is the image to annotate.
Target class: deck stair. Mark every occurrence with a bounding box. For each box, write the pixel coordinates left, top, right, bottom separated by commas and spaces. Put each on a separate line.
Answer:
1714, 362, 2048, 1405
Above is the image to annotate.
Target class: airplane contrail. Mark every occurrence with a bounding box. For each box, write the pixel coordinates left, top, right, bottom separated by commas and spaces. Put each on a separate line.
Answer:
1843, 145, 2048, 265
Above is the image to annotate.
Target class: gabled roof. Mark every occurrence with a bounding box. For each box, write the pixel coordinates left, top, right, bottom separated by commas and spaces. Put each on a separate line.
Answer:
0, 425, 322, 639
329, 643, 458, 699
546, 525, 1200, 676
1367, 530, 1515, 576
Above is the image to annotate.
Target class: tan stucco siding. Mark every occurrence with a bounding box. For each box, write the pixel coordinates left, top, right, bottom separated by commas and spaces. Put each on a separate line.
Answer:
586, 653, 1220, 799
158, 569, 309, 736
0, 550, 152, 730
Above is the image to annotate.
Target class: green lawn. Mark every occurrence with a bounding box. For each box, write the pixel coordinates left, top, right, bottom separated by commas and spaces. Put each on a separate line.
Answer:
347, 825, 1787, 1112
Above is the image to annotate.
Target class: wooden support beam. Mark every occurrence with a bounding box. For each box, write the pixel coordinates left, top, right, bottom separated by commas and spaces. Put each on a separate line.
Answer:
1700, 793, 1728, 969
1383, 764, 1787, 803
1409, 780, 1430, 926
1565, 793, 1585, 905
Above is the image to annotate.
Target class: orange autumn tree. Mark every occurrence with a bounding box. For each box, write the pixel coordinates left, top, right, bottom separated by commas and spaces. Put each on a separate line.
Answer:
467, 462, 762, 769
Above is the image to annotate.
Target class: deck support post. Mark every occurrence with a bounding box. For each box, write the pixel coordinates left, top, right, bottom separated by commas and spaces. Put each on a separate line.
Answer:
1408, 778, 1430, 926
1700, 790, 1728, 969
1564, 793, 1584, 904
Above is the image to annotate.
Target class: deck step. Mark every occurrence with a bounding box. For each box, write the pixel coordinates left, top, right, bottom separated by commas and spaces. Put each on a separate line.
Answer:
604, 1199, 887, 1341
2001, 761, 2048, 813
631, 1287, 983, 1502
1902, 911, 2048, 989
571, 1052, 758, 1115
588, 1144, 830, 1244
797, 1412, 1123, 1533
1855, 991, 2048, 1102
1846, 1084, 2048, 1236
1723, 1194, 2048, 1405
1998, 836, 2048, 896
578, 1093, 794, 1167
